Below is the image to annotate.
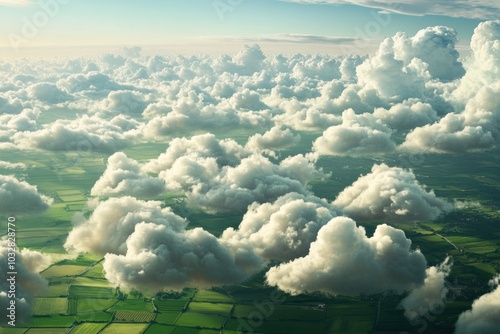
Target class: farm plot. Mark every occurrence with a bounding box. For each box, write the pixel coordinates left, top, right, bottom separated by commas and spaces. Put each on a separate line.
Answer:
32, 298, 68, 315
38, 282, 69, 297
82, 263, 105, 279
42, 265, 88, 278
193, 290, 233, 303
77, 298, 116, 313
175, 312, 225, 329
154, 311, 181, 325
143, 324, 175, 334
188, 302, 233, 316
69, 285, 114, 299
154, 299, 188, 312
25, 329, 70, 334
114, 311, 156, 322
100, 323, 149, 334
109, 299, 154, 312
67, 298, 77, 315
69, 323, 107, 334
72, 277, 111, 288
232, 304, 324, 321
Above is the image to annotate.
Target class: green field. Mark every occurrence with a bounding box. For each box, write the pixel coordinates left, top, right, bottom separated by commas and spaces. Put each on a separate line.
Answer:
69, 323, 107, 334
42, 265, 88, 278
175, 312, 225, 329
188, 302, 233, 316
77, 298, 116, 313
114, 310, 156, 322
32, 298, 68, 316
100, 323, 149, 334
1, 133, 500, 334
68, 285, 115, 299
109, 300, 155, 312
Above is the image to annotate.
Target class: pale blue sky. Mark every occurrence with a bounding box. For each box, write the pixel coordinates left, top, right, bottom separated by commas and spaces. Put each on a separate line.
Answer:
0, 0, 486, 56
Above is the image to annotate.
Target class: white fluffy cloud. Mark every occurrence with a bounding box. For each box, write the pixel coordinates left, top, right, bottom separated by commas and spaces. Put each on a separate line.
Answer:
103, 222, 256, 292
162, 153, 323, 212
245, 126, 300, 156
221, 193, 338, 262
401, 21, 500, 153
333, 164, 453, 223
0, 242, 50, 325
373, 100, 439, 130
356, 38, 430, 101
266, 217, 428, 295
313, 109, 396, 156
13, 114, 141, 153
455, 275, 500, 334
0, 175, 52, 214
143, 133, 248, 173
0, 160, 26, 169
144, 134, 324, 212
400, 257, 452, 322
91, 152, 165, 198
27, 82, 73, 104
65, 197, 186, 255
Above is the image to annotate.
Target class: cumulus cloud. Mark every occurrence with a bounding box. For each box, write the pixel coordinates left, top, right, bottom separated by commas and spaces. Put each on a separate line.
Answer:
391, 26, 465, 82
0, 160, 26, 169
64, 197, 186, 255
103, 222, 256, 292
373, 100, 439, 130
333, 164, 453, 223
356, 37, 430, 101
13, 114, 141, 153
399, 257, 452, 322
455, 274, 500, 334
159, 153, 324, 213
313, 109, 396, 156
0, 242, 50, 325
401, 21, 500, 153
143, 134, 323, 212
27, 82, 73, 104
143, 133, 249, 173
245, 126, 300, 156
91, 152, 165, 198
0, 175, 52, 214
93, 90, 149, 115
266, 217, 428, 295
214, 44, 266, 75
221, 193, 338, 262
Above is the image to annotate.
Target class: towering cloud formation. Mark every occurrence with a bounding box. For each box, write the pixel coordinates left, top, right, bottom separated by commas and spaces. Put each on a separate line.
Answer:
266, 217, 428, 295
221, 193, 338, 262
0, 243, 51, 325
455, 275, 500, 334
91, 152, 165, 198
0, 175, 52, 214
333, 164, 453, 223
401, 20, 500, 153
